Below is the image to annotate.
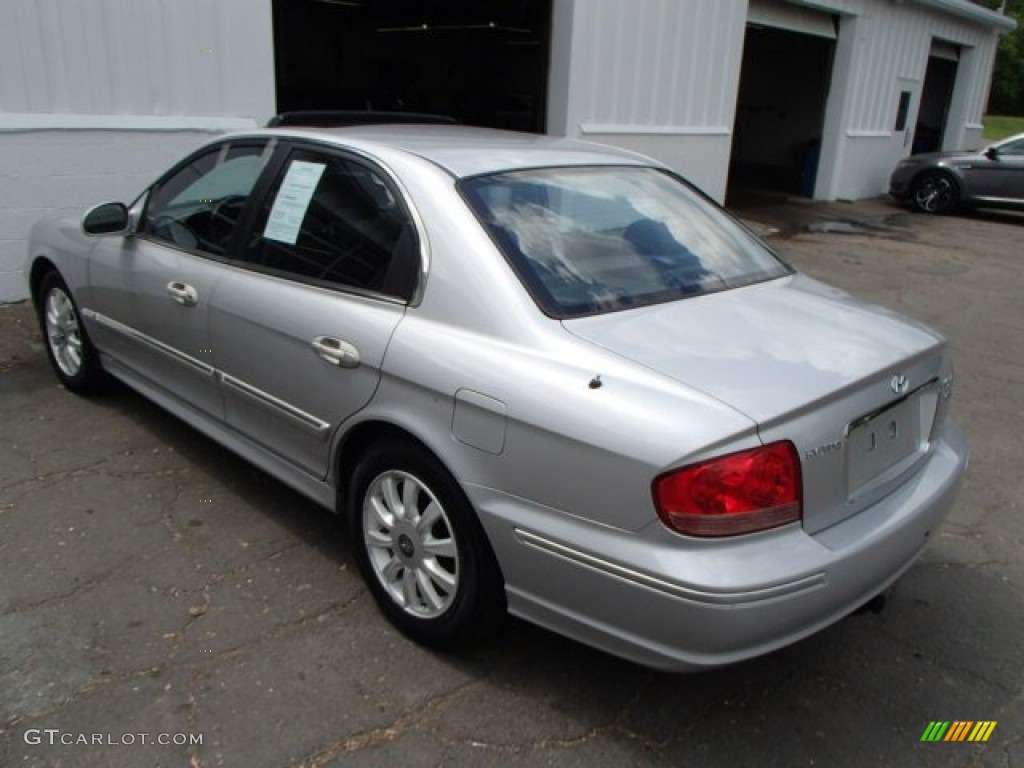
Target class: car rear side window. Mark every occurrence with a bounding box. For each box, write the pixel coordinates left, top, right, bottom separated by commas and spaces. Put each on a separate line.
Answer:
141, 142, 272, 257
461, 166, 791, 318
242, 149, 419, 301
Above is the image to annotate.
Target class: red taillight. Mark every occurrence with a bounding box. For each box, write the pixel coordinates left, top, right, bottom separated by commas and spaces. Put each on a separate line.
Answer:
653, 441, 802, 537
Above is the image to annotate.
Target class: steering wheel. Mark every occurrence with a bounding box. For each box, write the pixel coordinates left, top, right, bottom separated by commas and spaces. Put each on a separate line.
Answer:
205, 195, 249, 251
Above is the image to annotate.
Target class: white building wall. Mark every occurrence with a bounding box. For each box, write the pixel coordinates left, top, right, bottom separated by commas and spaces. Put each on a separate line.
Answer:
3, 0, 1010, 301
811, 0, 1006, 200
548, 0, 749, 201
549, 0, 1009, 204
0, 0, 276, 302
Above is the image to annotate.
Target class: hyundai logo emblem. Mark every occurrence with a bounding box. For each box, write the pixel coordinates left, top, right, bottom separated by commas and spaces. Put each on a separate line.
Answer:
890, 375, 909, 395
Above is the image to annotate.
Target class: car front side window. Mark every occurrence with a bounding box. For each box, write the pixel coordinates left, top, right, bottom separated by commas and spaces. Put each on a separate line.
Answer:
141, 141, 272, 257
998, 138, 1024, 157
241, 148, 419, 301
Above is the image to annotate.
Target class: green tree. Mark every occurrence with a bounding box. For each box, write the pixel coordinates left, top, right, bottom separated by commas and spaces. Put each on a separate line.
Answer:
971, 0, 1024, 114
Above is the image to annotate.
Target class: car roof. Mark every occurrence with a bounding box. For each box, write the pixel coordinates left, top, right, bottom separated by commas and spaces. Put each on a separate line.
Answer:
259, 124, 657, 179
995, 131, 1024, 146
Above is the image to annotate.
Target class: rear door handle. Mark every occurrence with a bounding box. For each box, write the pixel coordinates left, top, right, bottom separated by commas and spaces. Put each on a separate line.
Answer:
311, 336, 360, 369
166, 281, 198, 307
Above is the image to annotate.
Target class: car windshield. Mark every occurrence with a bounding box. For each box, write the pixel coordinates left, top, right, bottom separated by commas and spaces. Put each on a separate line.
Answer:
461, 166, 790, 318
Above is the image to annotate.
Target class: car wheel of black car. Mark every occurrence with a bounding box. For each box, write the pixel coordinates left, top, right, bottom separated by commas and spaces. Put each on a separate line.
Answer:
36, 271, 107, 394
911, 171, 959, 214
349, 439, 505, 647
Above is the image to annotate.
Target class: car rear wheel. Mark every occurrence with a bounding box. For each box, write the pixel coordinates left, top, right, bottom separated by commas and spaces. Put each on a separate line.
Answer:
911, 171, 959, 214
37, 271, 106, 394
349, 439, 505, 646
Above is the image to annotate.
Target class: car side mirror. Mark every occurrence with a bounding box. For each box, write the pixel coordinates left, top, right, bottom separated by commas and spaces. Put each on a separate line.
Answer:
82, 202, 131, 236
984, 146, 1000, 160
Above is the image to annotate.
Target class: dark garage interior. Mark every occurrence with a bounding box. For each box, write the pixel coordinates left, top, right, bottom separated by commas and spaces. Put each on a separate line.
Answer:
914, 52, 958, 154
272, 0, 552, 132
728, 24, 835, 200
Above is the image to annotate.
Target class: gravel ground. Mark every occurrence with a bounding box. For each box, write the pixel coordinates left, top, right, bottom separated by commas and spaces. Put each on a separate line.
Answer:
0, 300, 43, 374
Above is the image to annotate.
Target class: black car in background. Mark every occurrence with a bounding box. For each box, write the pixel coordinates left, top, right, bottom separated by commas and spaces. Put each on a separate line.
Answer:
890, 132, 1024, 214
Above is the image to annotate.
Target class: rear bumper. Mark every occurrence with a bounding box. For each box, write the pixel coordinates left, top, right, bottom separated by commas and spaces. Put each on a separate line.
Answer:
471, 422, 968, 671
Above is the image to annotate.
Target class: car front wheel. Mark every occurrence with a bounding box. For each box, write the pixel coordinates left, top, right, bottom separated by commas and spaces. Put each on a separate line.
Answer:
37, 271, 106, 393
349, 439, 505, 647
911, 171, 959, 214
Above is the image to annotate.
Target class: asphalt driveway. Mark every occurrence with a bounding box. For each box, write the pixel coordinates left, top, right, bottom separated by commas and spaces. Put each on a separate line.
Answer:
1, 196, 1021, 767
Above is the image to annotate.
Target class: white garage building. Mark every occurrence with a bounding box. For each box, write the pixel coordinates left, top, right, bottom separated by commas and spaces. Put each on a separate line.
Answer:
0, 0, 1015, 301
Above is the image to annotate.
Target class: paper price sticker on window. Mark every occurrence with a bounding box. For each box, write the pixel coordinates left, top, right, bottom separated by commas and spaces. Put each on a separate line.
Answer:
264, 161, 326, 244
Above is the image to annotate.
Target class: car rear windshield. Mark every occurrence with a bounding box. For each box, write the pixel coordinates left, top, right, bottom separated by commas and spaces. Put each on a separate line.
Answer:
461, 166, 791, 318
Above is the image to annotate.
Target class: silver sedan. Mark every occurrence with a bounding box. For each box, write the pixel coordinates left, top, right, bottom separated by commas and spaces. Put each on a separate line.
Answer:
27, 125, 967, 670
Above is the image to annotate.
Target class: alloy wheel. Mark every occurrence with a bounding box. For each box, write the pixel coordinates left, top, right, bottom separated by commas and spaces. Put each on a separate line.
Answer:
44, 287, 84, 377
362, 469, 460, 619
913, 173, 957, 213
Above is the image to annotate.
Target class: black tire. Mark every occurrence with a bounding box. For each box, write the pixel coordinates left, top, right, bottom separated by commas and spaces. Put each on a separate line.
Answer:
348, 439, 505, 647
911, 171, 960, 214
36, 271, 107, 394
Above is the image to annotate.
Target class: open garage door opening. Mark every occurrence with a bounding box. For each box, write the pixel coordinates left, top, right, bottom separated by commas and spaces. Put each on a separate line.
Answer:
728, 11, 837, 202
913, 43, 960, 155
272, 0, 552, 132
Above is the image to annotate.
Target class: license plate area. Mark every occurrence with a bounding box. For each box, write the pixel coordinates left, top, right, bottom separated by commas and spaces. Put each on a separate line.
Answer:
846, 393, 924, 499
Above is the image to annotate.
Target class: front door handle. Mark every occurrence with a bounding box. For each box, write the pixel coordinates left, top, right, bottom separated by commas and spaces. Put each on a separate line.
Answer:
311, 336, 360, 369
166, 281, 198, 307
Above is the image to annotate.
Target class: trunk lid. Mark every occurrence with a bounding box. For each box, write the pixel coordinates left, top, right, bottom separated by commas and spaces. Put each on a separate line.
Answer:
563, 274, 949, 533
